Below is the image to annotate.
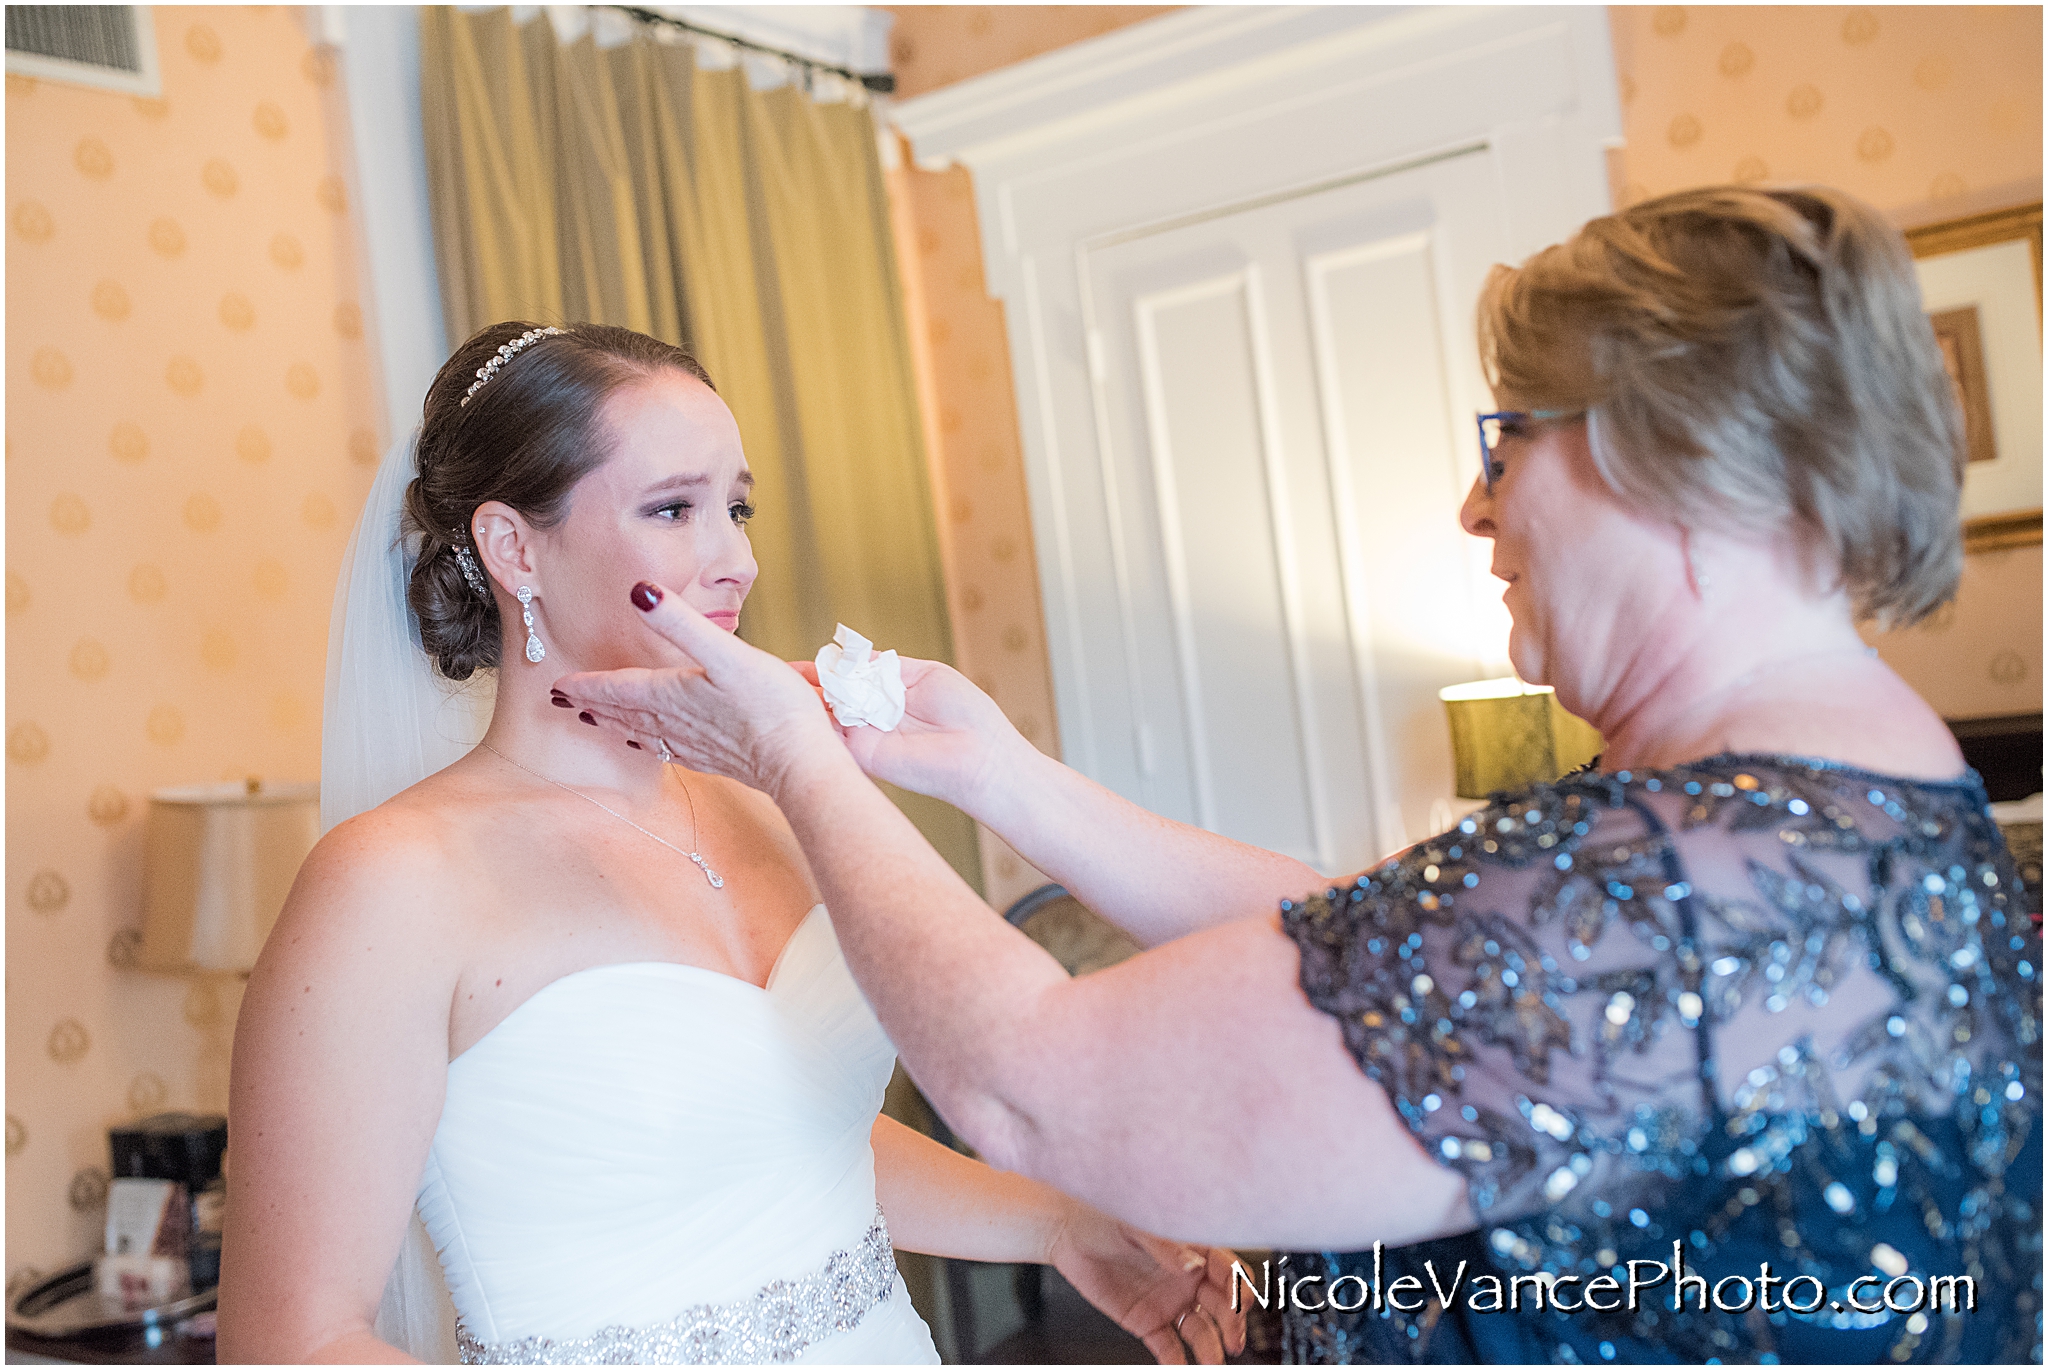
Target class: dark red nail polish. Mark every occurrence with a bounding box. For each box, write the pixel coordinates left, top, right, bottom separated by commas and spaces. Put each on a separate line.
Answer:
551, 695, 573, 708
631, 581, 662, 612
626, 740, 642, 750
579, 711, 597, 726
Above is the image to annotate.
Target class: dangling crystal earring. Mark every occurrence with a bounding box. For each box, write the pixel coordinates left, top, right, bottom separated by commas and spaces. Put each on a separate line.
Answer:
517, 586, 545, 663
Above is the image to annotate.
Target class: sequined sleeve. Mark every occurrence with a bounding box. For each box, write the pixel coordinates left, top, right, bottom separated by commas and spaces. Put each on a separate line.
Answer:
1280, 760, 2041, 1229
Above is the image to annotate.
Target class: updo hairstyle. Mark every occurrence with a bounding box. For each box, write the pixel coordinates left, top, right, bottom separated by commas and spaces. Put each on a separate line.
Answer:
404, 321, 715, 680
1478, 186, 1964, 626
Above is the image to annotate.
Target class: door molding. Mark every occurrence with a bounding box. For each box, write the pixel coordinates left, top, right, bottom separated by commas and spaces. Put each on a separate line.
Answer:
892, 6, 1623, 295
891, 6, 1622, 836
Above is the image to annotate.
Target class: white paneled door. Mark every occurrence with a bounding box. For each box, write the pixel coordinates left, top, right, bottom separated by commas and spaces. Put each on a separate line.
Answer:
1079, 149, 1516, 874
893, 8, 1622, 885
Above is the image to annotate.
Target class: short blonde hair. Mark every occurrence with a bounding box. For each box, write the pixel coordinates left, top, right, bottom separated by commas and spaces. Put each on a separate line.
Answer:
1478, 186, 1963, 626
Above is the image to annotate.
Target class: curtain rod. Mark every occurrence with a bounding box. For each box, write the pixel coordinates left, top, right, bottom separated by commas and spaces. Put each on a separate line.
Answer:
605, 6, 896, 93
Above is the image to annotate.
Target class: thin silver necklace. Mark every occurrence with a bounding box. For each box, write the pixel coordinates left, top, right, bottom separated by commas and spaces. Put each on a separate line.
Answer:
479, 740, 725, 889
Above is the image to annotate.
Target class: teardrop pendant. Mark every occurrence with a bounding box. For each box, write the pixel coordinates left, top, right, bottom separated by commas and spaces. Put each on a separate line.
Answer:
688, 852, 724, 889
517, 586, 545, 663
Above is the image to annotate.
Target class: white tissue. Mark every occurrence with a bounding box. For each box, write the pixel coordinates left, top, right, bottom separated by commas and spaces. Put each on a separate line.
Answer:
815, 624, 906, 731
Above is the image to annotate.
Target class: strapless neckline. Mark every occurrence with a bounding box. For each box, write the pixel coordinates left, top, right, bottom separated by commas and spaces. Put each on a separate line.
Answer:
414, 900, 937, 1361
452, 904, 826, 1066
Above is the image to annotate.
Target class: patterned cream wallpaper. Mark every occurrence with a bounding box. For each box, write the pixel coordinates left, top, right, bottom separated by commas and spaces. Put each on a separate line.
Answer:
1609, 6, 2042, 220
1864, 544, 2044, 721
882, 6, 1180, 101
885, 158, 1061, 913
5, 8, 378, 1278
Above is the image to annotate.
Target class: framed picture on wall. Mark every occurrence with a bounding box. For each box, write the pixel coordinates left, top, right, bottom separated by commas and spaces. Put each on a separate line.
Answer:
1907, 203, 2043, 553
1928, 304, 1996, 466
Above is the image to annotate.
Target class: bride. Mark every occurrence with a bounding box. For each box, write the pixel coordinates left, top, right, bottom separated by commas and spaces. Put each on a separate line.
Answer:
217, 322, 1243, 1364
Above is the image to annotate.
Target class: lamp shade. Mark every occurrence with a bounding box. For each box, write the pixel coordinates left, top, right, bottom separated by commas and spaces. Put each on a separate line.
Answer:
1440, 679, 1603, 799
139, 781, 319, 975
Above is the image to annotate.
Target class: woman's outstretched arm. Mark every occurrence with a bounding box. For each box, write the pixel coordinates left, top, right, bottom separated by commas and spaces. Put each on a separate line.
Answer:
557, 590, 1468, 1249
801, 655, 1323, 946
780, 743, 1467, 1248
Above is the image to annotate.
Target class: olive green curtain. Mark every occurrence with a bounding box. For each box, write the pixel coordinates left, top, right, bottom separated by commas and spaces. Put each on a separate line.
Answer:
418, 8, 979, 891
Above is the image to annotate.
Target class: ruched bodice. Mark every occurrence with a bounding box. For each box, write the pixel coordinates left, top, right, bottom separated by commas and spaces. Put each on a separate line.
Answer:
416, 906, 937, 1363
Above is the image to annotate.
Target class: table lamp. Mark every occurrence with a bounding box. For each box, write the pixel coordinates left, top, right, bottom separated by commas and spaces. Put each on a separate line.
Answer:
137, 780, 319, 976
1439, 678, 1603, 798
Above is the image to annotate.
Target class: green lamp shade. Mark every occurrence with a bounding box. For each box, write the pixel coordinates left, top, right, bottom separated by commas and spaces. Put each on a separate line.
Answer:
1440, 678, 1603, 799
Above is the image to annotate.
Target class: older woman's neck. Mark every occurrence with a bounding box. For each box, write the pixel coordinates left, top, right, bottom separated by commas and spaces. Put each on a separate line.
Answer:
1580, 563, 1873, 774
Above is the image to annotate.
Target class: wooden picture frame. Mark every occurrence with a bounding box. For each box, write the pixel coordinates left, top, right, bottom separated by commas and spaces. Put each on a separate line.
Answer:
1928, 304, 1996, 465
1906, 203, 2043, 555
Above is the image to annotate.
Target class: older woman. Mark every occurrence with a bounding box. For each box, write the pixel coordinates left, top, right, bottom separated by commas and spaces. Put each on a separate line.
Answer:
557, 187, 2041, 1363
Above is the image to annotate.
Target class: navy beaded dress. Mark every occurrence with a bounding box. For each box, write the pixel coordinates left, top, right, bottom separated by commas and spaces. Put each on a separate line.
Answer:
1278, 756, 2041, 1363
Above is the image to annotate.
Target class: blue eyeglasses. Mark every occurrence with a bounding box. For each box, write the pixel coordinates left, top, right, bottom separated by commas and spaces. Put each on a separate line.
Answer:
1475, 410, 1585, 490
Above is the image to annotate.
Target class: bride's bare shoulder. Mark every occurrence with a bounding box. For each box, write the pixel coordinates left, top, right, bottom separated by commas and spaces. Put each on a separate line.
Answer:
254, 773, 494, 986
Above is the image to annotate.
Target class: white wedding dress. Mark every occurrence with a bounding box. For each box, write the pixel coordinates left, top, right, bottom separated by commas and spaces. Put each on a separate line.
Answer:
402, 905, 939, 1364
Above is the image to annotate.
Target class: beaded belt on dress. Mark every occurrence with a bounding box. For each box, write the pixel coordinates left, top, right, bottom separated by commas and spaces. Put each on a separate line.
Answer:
455, 1207, 897, 1364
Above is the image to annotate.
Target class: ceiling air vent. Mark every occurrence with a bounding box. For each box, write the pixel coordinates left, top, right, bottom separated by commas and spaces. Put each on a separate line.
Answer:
6, 6, 160, 96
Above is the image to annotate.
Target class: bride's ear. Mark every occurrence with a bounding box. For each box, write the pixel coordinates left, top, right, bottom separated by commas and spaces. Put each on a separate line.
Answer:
473, 502, 538, 596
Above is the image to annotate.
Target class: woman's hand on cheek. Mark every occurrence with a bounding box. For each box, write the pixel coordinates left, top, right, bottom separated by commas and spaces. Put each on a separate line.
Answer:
796, 655, 1024, 813
551, 582, 837, 795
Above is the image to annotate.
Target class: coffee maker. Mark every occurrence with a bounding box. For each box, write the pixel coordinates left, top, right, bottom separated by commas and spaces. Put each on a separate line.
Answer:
108, 1113, 227, 1290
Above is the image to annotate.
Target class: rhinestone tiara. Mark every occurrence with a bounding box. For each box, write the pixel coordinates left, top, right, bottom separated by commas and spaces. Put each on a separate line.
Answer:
461, 326, 568, 407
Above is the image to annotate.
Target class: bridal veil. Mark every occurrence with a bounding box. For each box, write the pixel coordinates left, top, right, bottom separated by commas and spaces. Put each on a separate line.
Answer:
322, 430, 491, 1362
